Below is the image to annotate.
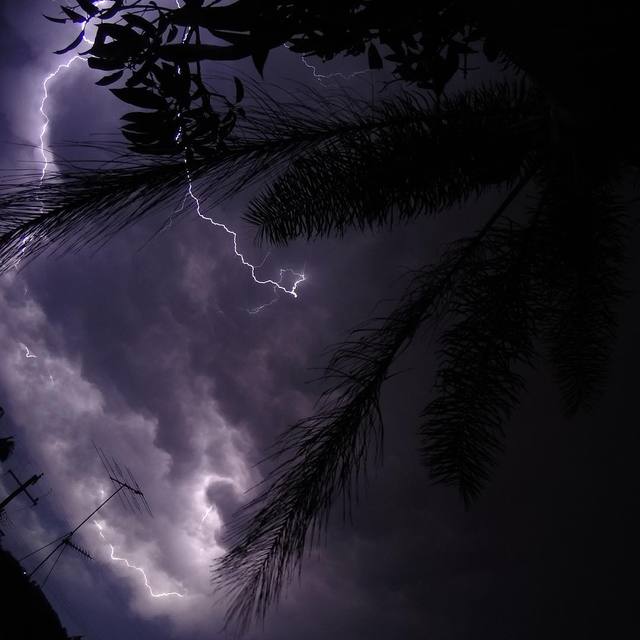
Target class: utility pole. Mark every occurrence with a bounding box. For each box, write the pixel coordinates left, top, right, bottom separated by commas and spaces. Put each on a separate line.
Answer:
0, 470, 43, 513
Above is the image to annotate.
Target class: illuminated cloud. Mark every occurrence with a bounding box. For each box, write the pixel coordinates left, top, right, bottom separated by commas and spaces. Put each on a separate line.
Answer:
0, 273, 258, 632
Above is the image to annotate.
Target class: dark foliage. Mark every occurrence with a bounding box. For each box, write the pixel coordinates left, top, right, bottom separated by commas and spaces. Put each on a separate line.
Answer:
43, 0, 514, 156
533, 176, 627, 415
0, 82, 535, 270
1, 0, 638, 633
214, 240, 459, 630
246, 81, 540, 243
421, 219, 540, 505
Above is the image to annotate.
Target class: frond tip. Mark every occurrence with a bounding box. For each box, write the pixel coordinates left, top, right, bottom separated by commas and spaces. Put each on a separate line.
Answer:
213, 258, 460, 633
535, 181, 626, 415
213, 170, 535, 632
420, 220, 539, 505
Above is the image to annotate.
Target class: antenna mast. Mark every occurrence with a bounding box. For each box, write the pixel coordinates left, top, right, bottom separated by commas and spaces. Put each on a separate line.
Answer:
22, 444, 151, 585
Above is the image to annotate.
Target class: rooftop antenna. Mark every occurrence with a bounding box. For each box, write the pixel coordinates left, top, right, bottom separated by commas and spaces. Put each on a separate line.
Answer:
22, 443, 151, 586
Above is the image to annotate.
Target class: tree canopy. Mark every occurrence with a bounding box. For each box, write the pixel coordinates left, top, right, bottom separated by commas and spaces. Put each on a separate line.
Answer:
45, 0, 487, 157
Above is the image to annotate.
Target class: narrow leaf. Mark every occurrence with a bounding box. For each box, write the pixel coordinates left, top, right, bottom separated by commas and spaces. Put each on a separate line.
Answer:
77, 0, 99, 17
87, 57, 123, 71
99, 0, 125, 20
166, 24, 178, 43
122, 13, 155, 34
96, 70, 124, 86
110, 87, 167, 110
43, 15, 67, 24
53, 30, 85, 55
233, 76, 244, 103
252, 48, 269, 76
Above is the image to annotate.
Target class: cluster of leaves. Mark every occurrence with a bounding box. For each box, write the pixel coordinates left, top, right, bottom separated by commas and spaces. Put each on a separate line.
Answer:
46, 1, 260, 156
278, 1, 486, 92
46, 1, 504, 156
246, 81, 539, 244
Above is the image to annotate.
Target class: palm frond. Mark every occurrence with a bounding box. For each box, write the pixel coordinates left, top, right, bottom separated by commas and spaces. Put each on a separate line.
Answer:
0, 158, 190, 272
213, 260, 453, 633
0, 82, 540, 272
535, 178, 626, 414
420, 213, 540, 505
213, 171, 535, 632
245, 80, 542, 244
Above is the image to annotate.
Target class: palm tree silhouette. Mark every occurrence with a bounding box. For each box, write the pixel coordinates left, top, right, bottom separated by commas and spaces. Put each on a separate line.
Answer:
211, 88, 628, 628
1, 0, 638, 632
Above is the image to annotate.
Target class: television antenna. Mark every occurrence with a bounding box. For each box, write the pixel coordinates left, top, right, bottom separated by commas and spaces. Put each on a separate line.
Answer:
22, 444, 152, 586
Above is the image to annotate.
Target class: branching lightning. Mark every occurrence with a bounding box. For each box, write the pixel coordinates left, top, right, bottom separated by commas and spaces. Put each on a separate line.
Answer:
298, 55, 370, 85
34, 4, 306, 311
184, 182, 306, 298
283, 43, 370, 85
93, 520, 185, 598
172, 0, 306, 305
247, 288, 280, 315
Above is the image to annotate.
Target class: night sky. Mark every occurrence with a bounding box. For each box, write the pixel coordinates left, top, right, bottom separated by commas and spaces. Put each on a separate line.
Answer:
0, 3, 638, 639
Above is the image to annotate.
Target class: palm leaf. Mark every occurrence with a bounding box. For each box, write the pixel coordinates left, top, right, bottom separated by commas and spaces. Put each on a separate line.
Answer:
245, 81, 542, 244
213, 258, 456, 633
420, 216, 540, 504
0, 157, 189, 271
535, 177, 626, 414
0, 82, 540, 272
213, 171, 535, 632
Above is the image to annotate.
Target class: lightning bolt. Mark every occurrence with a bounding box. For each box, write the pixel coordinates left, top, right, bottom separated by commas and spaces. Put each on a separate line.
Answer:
20, 343, 38, 358
184, 182, 306, 298
200, 506, 213, 524
39, 57, 82, 179
248, 289, 280, 315
172, 0, 306, 303
94, 520, 185, 599
298, 55, 370, 85
21, 3, 101, 272
34, 4, 306, 309
283, 43, 370, 85
18, 340, 57, 388
39, 0, 104, 176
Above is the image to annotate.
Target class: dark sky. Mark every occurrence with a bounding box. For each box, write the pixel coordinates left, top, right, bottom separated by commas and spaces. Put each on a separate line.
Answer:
0, 3, 638, 639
